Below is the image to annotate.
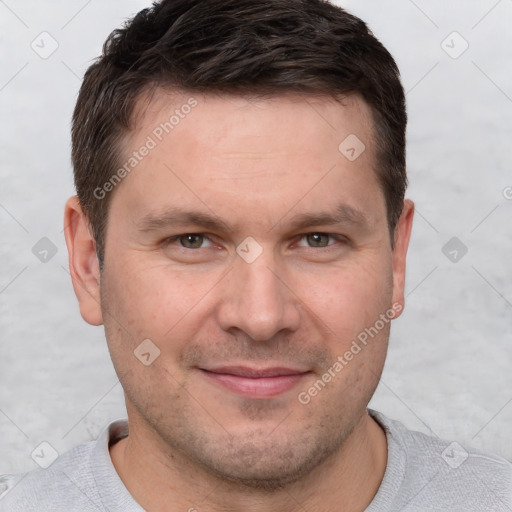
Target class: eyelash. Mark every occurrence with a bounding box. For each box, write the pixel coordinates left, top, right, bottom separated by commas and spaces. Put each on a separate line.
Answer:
162, 233, 348, 250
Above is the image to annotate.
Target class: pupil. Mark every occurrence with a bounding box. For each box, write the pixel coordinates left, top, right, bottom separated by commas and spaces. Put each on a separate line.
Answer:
309, 233, 327, 247
182, 234, 202, 248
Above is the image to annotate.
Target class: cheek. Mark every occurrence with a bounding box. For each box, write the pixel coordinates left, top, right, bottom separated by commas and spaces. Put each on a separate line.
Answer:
104, 258, 218, 339
297, 256, 393, 339
100, 257, 230, 388
100, 264, 195, 401
101, 243, 393, 363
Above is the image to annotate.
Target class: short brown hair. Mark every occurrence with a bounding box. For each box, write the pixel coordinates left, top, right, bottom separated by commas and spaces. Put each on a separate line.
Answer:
72, 0, 407, 265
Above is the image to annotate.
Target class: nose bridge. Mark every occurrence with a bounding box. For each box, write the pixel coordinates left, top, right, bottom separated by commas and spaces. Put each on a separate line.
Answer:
218, 247, 300, 341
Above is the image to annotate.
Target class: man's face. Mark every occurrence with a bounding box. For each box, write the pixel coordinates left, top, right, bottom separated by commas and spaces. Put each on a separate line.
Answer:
87, 92, 409, 488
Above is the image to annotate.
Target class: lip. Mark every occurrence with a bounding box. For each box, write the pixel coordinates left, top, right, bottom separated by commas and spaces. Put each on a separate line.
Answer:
199, 366, 311, 399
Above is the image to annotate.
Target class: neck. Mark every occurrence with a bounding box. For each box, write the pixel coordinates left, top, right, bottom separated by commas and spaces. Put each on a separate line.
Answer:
109, 410, 388, 512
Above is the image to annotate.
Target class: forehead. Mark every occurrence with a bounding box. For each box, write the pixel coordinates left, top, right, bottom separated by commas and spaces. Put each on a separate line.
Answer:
109, 89, 383, 232
129, 88, 375, 155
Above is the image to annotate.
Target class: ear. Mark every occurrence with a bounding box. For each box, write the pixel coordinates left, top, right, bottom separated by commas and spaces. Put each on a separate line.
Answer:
391, 199, 414, 317
63, 196, 103, 326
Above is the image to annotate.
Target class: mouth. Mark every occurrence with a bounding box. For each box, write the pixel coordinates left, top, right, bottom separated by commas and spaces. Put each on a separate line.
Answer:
198, 366, 312, 399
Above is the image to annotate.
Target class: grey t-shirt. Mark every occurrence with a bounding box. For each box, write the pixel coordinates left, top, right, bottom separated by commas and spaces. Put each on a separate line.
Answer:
1, 409, 511, 511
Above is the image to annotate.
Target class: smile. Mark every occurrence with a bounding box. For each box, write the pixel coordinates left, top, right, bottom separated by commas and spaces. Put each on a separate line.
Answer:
199, 367, 311, 399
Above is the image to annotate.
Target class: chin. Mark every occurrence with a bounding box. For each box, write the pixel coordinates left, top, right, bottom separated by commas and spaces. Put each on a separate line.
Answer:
190, 433, 339, 492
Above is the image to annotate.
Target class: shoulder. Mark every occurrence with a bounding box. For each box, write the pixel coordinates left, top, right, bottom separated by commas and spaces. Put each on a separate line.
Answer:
0, 419, 134, 512
370, 409, 512, 511
0, 440, 101, 512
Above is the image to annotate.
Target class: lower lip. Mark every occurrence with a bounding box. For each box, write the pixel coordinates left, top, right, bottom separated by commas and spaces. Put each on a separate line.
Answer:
200, 370, 309, 399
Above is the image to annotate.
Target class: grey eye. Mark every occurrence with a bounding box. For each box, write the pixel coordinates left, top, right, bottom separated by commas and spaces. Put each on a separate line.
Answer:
178, 234, 205, 249
306, 233, 330, 247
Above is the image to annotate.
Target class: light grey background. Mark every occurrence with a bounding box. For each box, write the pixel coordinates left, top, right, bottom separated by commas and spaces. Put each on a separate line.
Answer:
1, 0, 511, 476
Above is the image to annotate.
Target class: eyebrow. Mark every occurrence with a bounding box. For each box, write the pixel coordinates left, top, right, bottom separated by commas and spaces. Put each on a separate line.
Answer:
136, 203, 370, 234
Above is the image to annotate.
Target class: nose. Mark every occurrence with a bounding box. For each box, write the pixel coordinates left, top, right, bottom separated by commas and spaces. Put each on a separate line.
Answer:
216, 250, 301, 341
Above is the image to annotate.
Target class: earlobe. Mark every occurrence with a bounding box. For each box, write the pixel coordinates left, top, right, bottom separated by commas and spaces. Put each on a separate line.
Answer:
63, 196, 104, 326
391, 199, 415, 316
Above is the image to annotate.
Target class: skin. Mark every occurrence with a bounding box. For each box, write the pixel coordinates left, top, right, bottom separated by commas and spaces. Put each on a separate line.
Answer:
64, 91, 414, 512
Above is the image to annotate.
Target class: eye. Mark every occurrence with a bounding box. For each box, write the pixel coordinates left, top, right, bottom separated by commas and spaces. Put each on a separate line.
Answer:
169, 233, 213, 249
296, 233, 344, 248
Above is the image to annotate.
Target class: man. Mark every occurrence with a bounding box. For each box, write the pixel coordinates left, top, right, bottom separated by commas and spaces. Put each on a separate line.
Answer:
1, 0, 511, 510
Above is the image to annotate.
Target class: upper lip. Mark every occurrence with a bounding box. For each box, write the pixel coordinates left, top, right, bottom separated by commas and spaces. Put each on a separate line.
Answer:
201, 366, 309, 378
